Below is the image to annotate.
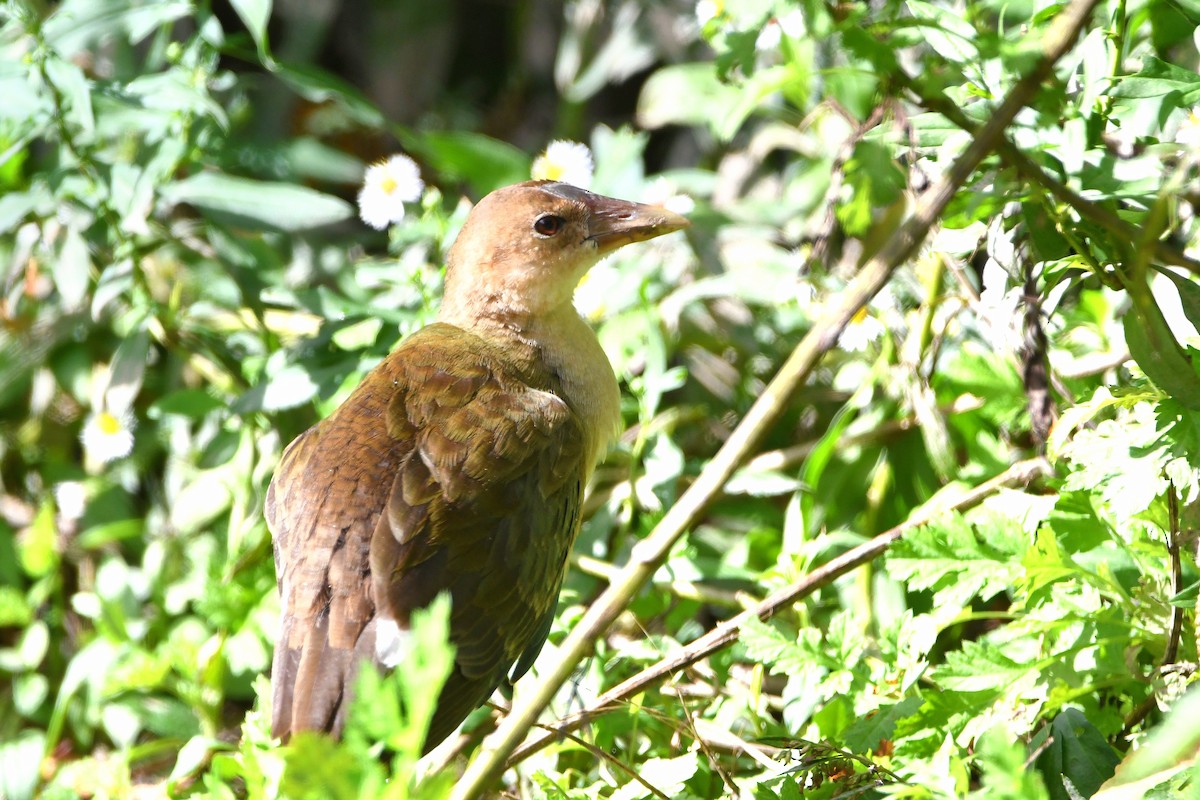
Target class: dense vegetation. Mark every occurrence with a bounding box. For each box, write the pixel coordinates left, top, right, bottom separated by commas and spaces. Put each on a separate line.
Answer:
1, 0, 1199, 797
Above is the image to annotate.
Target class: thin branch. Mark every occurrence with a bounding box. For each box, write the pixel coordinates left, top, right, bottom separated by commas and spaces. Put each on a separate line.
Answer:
741, 393, 984, 474
506, 457, 1051, 766
573, 554, 759, 609
548, 729, 672, 800
899, 72, 1200, 281
448, 2, 1099, 794
1164, 484, 1184, 666
1121, 483, 1187, 736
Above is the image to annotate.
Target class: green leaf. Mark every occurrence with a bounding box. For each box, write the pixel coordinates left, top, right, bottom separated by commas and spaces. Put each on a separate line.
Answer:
77, 519, 144, 549
0, 730, 44, 800
836, 140, 905, 237
230, 0, 272, 55
405, 131, 528, 198
1155, 269, 1200, 332
0, 191, 37, 235
53, 225, 93, 309
1094, 686, 1200, 794
283, 733, 370, 800
934, 640, 1039, 693
106, 327, 150, 415
1109, 56, 1200, 103
149, 389, 224, 419
42, 0, 193, 54
637, 63, 742, 140
972, 730, 1051, 799
17, 501, 58, 578
887, 512, 1025, 622
1035, 709, 1120, 800
234, 364, 319, 413
43, 56, 95, 138
841, 696, 923, 752
161, 172, 353, 232
169, 735, 222, 790
611, 753, 700, 800
1123, 304, 1200, 410
0, 586, 32, 627
268, 60, 384, 127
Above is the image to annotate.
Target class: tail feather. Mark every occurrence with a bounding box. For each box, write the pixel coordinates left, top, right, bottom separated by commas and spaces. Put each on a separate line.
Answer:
272, 612, 374, 739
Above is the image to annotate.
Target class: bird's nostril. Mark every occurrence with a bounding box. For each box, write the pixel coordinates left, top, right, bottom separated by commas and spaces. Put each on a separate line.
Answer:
617, 211, 632, 219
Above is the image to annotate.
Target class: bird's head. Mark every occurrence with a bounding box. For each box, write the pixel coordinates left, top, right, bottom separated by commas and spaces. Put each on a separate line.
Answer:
441, 181, 688, 324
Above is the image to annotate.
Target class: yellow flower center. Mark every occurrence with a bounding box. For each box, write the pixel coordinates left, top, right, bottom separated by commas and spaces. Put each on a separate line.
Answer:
380, 175, 398, 194
98, 412, 121, 435
851, 307, 870, 324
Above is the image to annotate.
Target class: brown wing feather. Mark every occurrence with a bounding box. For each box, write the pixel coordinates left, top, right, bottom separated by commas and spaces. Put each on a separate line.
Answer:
268, 323, 587, 748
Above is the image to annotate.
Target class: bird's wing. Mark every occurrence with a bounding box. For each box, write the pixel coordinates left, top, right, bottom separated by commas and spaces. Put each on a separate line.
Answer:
371, 324, 588, 745
267, 323, 588, 744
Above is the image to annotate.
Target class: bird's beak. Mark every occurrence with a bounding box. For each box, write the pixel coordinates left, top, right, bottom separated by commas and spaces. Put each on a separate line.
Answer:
583, 194, 690, 255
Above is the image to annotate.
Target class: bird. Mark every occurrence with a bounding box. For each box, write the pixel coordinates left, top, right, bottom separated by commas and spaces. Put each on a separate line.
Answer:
266, 179, 688, 750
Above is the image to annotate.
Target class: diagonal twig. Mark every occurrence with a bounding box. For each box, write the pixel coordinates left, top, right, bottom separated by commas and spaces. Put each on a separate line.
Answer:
506, 457, 1051, 766
447, 1, 1101, 795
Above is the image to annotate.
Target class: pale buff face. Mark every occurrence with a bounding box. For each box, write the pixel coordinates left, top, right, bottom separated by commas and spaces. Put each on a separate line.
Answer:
441, 181, 688, 321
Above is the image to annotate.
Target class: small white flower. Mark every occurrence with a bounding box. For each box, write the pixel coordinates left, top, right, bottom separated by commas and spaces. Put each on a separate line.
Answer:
695, 0, 723, 27
978, 258, 1024, 351
55, 481, 87, 521
81, 411, 135, 463
755, 20, 782, 52
642, 177, 696, 216
531, 140, 594, 188
839, 307, 887, 352
778, 9, 806, 38
1177, 108, 1200, 151
357, 154, 424, 230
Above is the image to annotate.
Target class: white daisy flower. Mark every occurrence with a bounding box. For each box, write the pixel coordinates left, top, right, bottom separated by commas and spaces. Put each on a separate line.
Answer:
840, 307, 887, 352
531, 140, 594, 188
81, 411, 135, 463
357, 154, 425, 230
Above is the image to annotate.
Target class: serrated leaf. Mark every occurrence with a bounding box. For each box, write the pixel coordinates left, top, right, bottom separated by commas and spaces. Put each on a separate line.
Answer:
934, 640, 1038, 693
842, 696, 923, 753
887, 513, 1025, 619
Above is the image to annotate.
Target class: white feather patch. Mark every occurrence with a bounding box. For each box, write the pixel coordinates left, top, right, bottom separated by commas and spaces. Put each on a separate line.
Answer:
375, 618, 413, 668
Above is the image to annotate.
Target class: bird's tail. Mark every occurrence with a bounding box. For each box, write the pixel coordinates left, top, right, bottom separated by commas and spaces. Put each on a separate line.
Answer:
270, 611, 375, 739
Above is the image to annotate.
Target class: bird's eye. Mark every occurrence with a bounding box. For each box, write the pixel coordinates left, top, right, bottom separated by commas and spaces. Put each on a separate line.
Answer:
533, 214, 565, 237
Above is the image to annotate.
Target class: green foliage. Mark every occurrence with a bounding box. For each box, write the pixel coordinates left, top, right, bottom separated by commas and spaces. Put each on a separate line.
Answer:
2, 0, 1200, 797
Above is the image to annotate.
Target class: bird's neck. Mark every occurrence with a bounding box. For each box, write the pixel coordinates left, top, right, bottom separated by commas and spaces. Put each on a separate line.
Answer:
438, 300, 621, 469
